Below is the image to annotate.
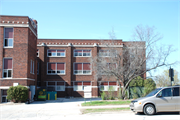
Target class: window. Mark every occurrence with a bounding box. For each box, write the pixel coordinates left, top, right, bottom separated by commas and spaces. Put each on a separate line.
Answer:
30, 60, 34, 74
158, 88, 172, 97
99, 50, 110, 57
46, 81, 65, 91
73, 82, 91, 91
74, 63, 91, 75
74, 50, 91, 57
99, 50, 117, 57
56, 82, 65, 91
37, 49, 39, 57
173, 87, 180, 96
1, 90, 9, 102
3, 58, 12, 78
47, 50, 65, 57
100, 82, 117, 91
4, 28, 13, 48
47, 63, 65, 75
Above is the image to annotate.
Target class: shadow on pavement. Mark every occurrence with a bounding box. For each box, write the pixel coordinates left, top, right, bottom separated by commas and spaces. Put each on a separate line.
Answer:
28, 98, 102, 105
136, 112, 180, 116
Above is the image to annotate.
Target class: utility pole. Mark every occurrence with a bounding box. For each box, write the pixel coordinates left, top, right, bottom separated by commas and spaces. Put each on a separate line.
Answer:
169, 67, 174, 86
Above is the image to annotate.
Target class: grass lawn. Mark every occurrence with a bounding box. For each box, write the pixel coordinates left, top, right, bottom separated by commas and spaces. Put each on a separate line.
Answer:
81, 107, 130, 114
81, 100, 131, 106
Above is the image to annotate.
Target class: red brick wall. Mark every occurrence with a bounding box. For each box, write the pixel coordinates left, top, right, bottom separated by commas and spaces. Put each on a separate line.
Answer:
0, 27, 4, 79
0, 16, 37, 87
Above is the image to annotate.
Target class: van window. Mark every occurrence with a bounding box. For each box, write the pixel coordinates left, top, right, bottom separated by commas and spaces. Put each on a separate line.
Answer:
158, 88, 172, 97
173, 87, 180, 96
146, 88, 162, 97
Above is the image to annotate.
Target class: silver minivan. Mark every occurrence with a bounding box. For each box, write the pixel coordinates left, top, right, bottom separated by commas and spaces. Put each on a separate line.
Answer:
130, 86, 180, 115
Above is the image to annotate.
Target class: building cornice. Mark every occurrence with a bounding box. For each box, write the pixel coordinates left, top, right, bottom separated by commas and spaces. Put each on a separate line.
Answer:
0, 23, 37, 37
37, 43, 123, 47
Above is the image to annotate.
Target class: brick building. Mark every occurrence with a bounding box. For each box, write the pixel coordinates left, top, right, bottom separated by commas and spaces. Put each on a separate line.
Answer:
0, 15, 37, 102
0, 15, 146, 102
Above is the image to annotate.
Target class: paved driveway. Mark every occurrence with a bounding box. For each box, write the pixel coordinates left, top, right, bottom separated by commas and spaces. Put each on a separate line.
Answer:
0, 98, 100, 120
0, 98, 180, 120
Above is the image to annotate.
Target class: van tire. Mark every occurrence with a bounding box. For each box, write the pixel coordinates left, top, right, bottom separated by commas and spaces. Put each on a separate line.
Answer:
143, 104, 155, 115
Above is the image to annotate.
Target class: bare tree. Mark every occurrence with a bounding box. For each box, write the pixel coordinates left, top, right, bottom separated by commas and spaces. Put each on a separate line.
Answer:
90, 25, 177, 99
154, 69, 180, 87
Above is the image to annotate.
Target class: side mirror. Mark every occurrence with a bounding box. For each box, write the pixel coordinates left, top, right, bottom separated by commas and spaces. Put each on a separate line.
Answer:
157, 94, 162, 98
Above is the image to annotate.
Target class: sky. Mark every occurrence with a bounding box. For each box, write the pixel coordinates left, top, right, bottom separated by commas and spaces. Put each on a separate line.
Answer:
0, 0, 180, 76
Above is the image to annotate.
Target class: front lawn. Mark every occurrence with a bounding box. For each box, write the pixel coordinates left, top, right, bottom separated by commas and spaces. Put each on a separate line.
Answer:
81, 100, 131, 106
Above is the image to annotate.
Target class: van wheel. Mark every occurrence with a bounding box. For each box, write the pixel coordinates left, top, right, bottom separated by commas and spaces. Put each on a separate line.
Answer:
143, 104, 155, 115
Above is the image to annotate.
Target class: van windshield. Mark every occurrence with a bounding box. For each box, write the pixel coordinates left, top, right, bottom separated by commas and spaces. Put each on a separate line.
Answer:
146, 88, 162, 97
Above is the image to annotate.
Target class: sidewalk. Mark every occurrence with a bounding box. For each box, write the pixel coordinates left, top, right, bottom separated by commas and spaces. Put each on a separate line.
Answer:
0, 97, 130, 109
80, 104, 130, 109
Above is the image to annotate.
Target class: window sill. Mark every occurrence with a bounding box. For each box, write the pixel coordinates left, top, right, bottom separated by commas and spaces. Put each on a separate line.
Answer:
2, 77, 13, 79
73, 74, 92, 75
73, 90, 84, 92
4, 47, 13, 48
47, 56, 66, 57
47, 74, 66, 75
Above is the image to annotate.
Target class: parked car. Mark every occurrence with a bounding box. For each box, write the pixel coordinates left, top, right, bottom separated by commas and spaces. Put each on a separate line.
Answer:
130, 86, 180, 115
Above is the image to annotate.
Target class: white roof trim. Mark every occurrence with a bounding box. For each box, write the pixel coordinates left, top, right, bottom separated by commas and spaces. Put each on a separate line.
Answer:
0, 78, 35, 81
0, 23, 37, 37
37, 44, 123, 47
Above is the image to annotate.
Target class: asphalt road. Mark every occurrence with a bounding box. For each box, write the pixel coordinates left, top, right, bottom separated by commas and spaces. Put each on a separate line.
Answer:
0, 98, 180, 120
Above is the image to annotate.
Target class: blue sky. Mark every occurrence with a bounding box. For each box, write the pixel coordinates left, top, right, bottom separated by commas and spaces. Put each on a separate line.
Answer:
0, 0, 180, 75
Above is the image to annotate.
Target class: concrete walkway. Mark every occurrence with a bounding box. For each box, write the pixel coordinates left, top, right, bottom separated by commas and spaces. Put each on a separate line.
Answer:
80, 105, 129, 109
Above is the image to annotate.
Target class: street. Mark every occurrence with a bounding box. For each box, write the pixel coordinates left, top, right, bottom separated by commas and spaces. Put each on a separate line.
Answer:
0, 98, 180, 120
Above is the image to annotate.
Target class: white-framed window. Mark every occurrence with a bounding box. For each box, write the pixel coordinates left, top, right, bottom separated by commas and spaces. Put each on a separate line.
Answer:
46, 81, 65, 91
30, 60, 34, 74
4, 28, 13, 48
37, 62, 39, 75
47, 49, 65, 57
74, 50, 91, 57
1, 90, 9, 102
47, 62, 65, 75
3, 58, 13, 78
100, 82, 118, 91
73, 81, 91, 91
37, 49, 39, 57
74, 63, 91, 75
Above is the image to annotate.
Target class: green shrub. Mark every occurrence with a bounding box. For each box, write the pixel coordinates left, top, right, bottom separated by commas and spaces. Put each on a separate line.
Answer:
7, 85, 28, 103
143, 78, 156, 96
107, 86, 115, 100
100, 91, 107, 100
129, 76, 156, 99
129, 76, 144, 87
